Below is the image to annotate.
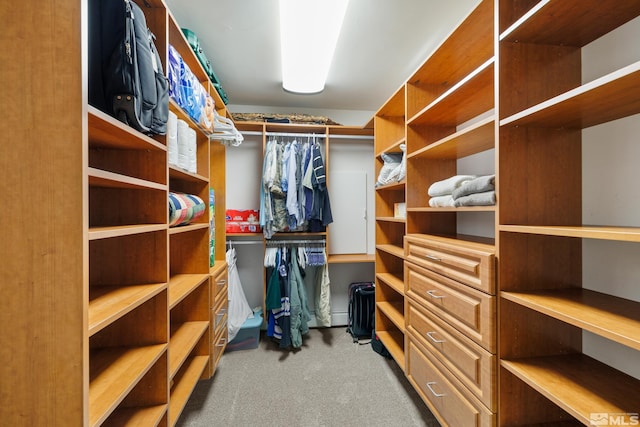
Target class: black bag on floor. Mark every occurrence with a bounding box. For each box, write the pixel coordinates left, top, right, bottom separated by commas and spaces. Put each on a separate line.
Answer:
346, 282, 375, 343
89, 0, 169, 135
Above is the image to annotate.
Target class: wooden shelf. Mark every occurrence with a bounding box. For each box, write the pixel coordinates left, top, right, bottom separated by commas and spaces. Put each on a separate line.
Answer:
169, 165, 209, 184
408, 206, 496, 213
88, 106, 166, 152
88, 224, 166, 241
501, 61, 640, 129
168, 223, 209, 235
502, 354, 640, 426
376, 216, 406, 223
408, 59, 495, 126
502, 289, 640, 351
89, 284, 167, 336
376, 330, 405, 371
376, 244, 405, 259
406, 0, 493, 119
88, 167, 167, 191
89, 344, 167, 427
169, 355, 210, 426
169, 274, 210, 309
408, 116, 494, 159
377, 84, 405, 117
500, 0, 640, 46
377, 301, 405, 332
376, 272, 404, 295
327, 253, 375, 264
104, 405, 166, 427
499, 224, 640, 242
375, 180, 406, 191
375, 136, 406, 158
169, 321, 209, 379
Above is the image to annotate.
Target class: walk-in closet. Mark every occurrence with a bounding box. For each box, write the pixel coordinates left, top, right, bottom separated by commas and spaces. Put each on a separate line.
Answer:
3, 0, 640, 426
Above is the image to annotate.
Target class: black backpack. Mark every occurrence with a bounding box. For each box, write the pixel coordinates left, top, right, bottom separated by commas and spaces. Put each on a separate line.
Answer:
346, 282, 375, 343
89, 0, 169, 135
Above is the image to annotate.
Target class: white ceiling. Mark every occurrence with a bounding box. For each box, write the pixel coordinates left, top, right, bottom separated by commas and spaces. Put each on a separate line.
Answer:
164, 0, 480, 115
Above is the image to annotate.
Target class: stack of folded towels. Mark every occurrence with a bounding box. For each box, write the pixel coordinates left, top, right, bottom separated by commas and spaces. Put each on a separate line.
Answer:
428, 174, 496, 207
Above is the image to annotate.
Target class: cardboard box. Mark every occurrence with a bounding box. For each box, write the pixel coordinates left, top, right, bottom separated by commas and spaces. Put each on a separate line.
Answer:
394, 202, 406, 219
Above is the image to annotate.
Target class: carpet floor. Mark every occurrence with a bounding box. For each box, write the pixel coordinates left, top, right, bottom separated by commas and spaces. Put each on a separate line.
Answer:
176, 327, 441, 427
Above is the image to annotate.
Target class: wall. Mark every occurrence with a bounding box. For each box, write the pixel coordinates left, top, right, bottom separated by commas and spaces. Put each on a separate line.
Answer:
581, 16, 640, 379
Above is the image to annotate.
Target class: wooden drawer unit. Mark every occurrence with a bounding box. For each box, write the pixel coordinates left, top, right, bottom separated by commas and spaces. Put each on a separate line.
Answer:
405, 260, 496, 352
405, 234, 495, 294
407, 340, 495, 427
211, 266, 228, 308
211, 321, 227, 373
407, 300, 496, 410
212, 294, 228, 338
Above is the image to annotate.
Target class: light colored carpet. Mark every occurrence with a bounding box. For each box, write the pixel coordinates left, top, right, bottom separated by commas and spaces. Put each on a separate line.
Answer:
176, 327, 440, 427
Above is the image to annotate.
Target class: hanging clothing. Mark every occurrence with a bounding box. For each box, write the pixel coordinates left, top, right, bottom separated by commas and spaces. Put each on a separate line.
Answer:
260, 136, 333, 236
289, 248, 311, 348
309, 142, 333, 231
264, 242, 330, 349
314, 263, 332, 327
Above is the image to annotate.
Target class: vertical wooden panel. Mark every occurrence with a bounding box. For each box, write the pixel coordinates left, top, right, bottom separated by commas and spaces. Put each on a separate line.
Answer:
0, 0, 87, 424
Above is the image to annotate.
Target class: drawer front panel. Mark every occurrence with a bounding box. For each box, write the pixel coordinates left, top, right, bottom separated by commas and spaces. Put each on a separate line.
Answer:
212, 271, 228, 307
407, 301, 496, 410
407, 340, 494, 427
211, 323, 227, 370
405, 235, 495, 294
405, 261, 496, 352
212, 296, 228, 337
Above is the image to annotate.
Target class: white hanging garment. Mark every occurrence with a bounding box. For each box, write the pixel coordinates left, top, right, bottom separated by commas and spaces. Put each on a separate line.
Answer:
226, 247, 254, 341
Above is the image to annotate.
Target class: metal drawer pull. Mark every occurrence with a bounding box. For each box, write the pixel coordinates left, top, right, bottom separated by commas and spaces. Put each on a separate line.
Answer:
217, 280, 227, 287
216, 338, 227, 347
426, 382, 446, 397
427, 290, 445, 299
426, 254, 441, 262
426, 331, 445, 343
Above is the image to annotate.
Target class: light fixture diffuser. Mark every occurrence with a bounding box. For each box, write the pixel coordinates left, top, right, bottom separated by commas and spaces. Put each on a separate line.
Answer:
279, 0, 349, 94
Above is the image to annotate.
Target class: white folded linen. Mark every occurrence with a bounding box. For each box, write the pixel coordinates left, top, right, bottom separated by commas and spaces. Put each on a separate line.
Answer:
427, 175, 475, 197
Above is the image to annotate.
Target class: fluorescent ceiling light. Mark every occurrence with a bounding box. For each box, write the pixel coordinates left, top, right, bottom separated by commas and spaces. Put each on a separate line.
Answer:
279, 0, 349, 94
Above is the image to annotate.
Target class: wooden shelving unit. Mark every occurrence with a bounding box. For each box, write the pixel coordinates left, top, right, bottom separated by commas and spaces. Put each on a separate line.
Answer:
374, 83, 408, 370
374, 1, 497, 424
497, 1, 640, 425
1, 0, 231, 424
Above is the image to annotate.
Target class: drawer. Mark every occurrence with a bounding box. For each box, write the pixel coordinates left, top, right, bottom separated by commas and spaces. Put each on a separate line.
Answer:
405, 261, 496, 352
212, 296, 228, 337
404, 234, 495, 294
211, 323, 227, 371
211, 266, 228, 307
407, 340, 495, 427
407, 300, 496, 410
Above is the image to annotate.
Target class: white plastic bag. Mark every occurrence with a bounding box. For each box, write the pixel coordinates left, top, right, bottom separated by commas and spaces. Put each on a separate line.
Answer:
226, 247, 254, 341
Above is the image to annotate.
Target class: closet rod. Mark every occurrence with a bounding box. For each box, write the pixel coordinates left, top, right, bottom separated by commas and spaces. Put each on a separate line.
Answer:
265, 239, 326, 246
241, 130, 325, 138
226, 240, 263, 245
240, 130, 372, 140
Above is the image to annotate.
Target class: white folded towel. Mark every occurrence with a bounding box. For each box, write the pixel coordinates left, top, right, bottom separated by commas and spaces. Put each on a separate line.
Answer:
427, 175, 476, 197
452, 174, 495, 199
428, 195, 455, 207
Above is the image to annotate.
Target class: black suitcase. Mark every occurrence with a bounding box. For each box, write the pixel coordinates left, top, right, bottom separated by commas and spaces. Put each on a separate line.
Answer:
89, 0, 169, 135
346, 282, 375, 343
